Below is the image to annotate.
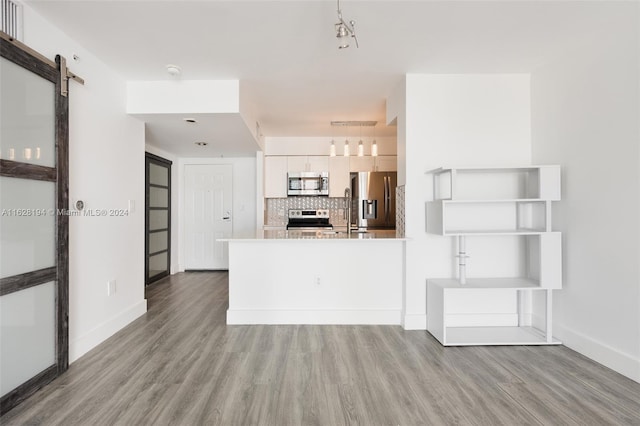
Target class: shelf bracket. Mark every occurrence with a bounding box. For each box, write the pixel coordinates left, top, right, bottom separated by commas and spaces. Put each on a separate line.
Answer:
456, 235, 469, 284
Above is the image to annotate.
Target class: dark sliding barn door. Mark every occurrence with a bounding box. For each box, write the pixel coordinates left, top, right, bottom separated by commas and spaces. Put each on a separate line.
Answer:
0, 36, 69, 415
145, 153, 171, 284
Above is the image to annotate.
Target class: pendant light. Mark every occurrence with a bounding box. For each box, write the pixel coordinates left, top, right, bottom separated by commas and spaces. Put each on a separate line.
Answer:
330, 120, 377, 157
329, 125, 336, 156
371, 124, 378, 157
344, 124, 350, 156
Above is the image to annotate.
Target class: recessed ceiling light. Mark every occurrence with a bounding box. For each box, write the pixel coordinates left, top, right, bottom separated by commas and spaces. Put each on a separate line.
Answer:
166, 64, 181, 76
194, 142, 208, 146
184, 118, 197, 124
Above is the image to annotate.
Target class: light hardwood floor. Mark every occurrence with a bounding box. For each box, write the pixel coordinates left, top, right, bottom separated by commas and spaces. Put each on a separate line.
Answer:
4, 272, 640, 425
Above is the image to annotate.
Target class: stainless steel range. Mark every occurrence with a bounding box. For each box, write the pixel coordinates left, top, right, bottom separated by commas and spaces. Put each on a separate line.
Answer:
286, 209, 333, 230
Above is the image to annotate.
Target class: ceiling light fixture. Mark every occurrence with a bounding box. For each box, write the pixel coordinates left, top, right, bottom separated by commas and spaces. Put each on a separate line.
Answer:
166, 64, 181, 76
330, 125, 337, 157
184, 118, 197, 124
330, 121, 377, 157
335, 0, 358, 49
344, 124, 350, 156
371, 124, 378, 157
194, 141, 208, 146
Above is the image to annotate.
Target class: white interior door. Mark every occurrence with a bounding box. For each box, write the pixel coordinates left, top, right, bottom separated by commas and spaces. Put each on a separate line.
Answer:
184, 164, 233, 269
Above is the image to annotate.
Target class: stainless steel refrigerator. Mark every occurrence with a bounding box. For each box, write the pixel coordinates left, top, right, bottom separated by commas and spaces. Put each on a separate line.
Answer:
350, 172, 397, 229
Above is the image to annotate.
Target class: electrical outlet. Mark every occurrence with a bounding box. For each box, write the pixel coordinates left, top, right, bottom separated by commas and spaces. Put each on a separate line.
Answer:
107, 280, 117, 296
315, 276, 321, 286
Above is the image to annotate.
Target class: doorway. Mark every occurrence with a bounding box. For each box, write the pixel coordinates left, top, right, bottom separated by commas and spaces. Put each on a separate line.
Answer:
145, 153, 172, 284
184, 164, 233, 270
0, 41, 69, 414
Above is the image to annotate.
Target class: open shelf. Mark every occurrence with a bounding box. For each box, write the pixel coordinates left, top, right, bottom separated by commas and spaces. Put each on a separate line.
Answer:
443, 326, 561, 346
429, 165, 561, 201
425, 165, 562, 347
426, 199, 549, 235
442, 229, 547, 236
440, 198, 547, 203
428, 277, 542, 290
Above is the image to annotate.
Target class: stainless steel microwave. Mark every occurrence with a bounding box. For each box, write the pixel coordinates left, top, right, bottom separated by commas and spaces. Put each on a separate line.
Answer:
287, 172, 329, 196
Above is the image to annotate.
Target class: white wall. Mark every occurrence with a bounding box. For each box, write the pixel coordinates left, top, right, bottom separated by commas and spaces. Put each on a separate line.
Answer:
177, 157, 257, 271
22, 5, 147, 362
256, 151, 265, 229
401, 74, 532, 329
127, 80, 239, 114
239, 81, 265, 151
145, 145, 180, 274
531, 7, 640, 381
387, 78, 407, 186
227, 240, 404, 325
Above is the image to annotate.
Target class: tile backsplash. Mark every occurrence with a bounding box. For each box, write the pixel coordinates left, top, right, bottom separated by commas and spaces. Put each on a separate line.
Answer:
265, 197, 349, 227
396, 185, 405, 237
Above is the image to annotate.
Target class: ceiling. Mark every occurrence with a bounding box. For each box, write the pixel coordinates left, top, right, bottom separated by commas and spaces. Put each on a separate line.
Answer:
25, 0, 622, 156
134, 113, 259, 157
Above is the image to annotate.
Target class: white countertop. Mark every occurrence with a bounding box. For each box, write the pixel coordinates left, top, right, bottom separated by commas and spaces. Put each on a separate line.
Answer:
221, 229, 407, 241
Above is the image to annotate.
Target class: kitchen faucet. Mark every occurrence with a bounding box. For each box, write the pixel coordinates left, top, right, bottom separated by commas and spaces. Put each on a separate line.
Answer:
344, 187, 352, 236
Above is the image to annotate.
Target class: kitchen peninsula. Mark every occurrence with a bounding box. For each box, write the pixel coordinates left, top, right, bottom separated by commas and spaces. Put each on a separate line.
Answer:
222, 230, 406, 325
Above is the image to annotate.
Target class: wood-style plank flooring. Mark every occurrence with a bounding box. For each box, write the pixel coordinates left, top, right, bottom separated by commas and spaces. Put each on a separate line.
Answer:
3, 272, 640, 425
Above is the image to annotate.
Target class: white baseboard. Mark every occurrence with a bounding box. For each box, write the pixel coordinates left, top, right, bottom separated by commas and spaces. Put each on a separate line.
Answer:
555, 322, 640, 383
69, 299, 147, 363
403, 313, 427, 330
226, 309, 401, 325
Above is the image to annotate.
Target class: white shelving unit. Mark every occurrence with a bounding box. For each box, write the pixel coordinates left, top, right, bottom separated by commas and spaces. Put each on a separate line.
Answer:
426, 165, 562, 346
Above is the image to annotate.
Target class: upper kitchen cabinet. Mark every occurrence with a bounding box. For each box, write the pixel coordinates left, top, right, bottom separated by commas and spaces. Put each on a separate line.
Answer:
350, 157, 375, 172
264, 156, 288, 198
329, 156, 350, 197
287, 156, 329, 172
350, 155, 397, 172
374, 156, 397, 172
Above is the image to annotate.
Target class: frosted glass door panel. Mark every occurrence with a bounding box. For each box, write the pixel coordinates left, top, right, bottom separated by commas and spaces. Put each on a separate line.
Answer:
0, 281, 56, 396
149, 210, 168, 231
149, 253, 167, 277
149, 187, 168, 208
0, 57, 55, 167
0, 177, 55, 278
149, 163, 168, 186
149, 231, 168, 253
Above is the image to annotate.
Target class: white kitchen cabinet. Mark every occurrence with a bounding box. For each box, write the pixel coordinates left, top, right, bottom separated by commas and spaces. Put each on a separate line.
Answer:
349, 156, 375, 172
287, 156, 329, 172
329, 156, 351, 197
286, 156, 307, 172
349, 156, 397, 172
374, 155, 397, 171
426, 165, 562, 346
264, 156, 288, 198
307, 156, 329, 172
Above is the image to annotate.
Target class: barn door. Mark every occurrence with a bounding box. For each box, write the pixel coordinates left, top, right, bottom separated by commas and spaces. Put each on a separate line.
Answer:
0, 36, 70, 415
